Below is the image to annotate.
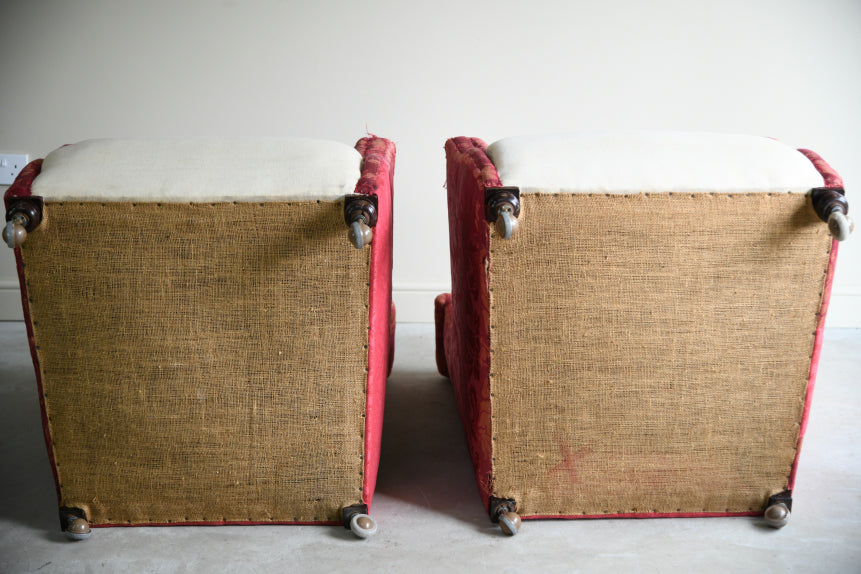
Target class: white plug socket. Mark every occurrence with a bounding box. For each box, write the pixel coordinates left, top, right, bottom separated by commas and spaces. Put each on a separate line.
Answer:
1, 154, 30, 185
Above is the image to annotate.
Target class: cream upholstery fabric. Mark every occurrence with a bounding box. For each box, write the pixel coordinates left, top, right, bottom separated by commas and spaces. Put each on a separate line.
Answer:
32, 138, 362, 201
486, 131, 824, 194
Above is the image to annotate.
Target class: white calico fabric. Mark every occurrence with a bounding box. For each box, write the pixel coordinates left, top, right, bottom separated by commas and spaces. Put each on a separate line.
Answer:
486, 131, 824, 194
31, 138, 362, 201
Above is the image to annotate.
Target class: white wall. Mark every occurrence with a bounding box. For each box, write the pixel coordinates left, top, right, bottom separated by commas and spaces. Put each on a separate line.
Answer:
1, 0, 859, 324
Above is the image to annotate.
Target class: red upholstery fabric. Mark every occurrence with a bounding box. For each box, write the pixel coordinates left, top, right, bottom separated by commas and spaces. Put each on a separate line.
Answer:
789, 148, 844, 491
354, 136, 396, 508
4, 160, 62, 506
438, 137, 501, 509
388, 302, 396, 378
3, 158, 43, 206
433, 294, 450, 377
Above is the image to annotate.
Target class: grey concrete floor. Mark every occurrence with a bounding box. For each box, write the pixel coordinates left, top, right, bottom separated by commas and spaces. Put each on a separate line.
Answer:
0, 322, 859, 573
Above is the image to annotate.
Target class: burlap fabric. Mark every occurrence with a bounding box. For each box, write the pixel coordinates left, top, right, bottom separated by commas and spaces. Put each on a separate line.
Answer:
22, 201, 369, 524
488, 192, 831, 516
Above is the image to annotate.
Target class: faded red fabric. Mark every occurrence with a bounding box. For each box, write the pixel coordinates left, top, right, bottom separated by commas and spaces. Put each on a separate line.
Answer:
437, 137, 500, 509
354, 136, 396, 508
524, 510, 760, 521
433, 294, 450, 377
789, 148, 844, 491
3, 159, 43, 206
388, 302, 396, 377
4, 160, 62, 506
90, 519, 341, 528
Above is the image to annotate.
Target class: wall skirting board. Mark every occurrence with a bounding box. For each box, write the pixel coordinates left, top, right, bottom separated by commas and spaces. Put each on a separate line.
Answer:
1, 284, 859, 326
0, 282, 24, 321
390, 284, 450, 323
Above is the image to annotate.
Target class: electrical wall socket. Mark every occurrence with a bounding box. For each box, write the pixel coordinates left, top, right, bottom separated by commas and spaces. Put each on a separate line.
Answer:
1, 154, 30, 185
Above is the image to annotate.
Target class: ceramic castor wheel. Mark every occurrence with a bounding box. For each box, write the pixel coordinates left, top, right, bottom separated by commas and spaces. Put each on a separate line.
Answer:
348, 220, 373, 249
498, 510, 522, 536
495, 206, 519, 239
2, 220, 27, 248
764, 503, 790, 529
828, 211, 854, 241
64, 516, 92, 541
349, 513, 378, 539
